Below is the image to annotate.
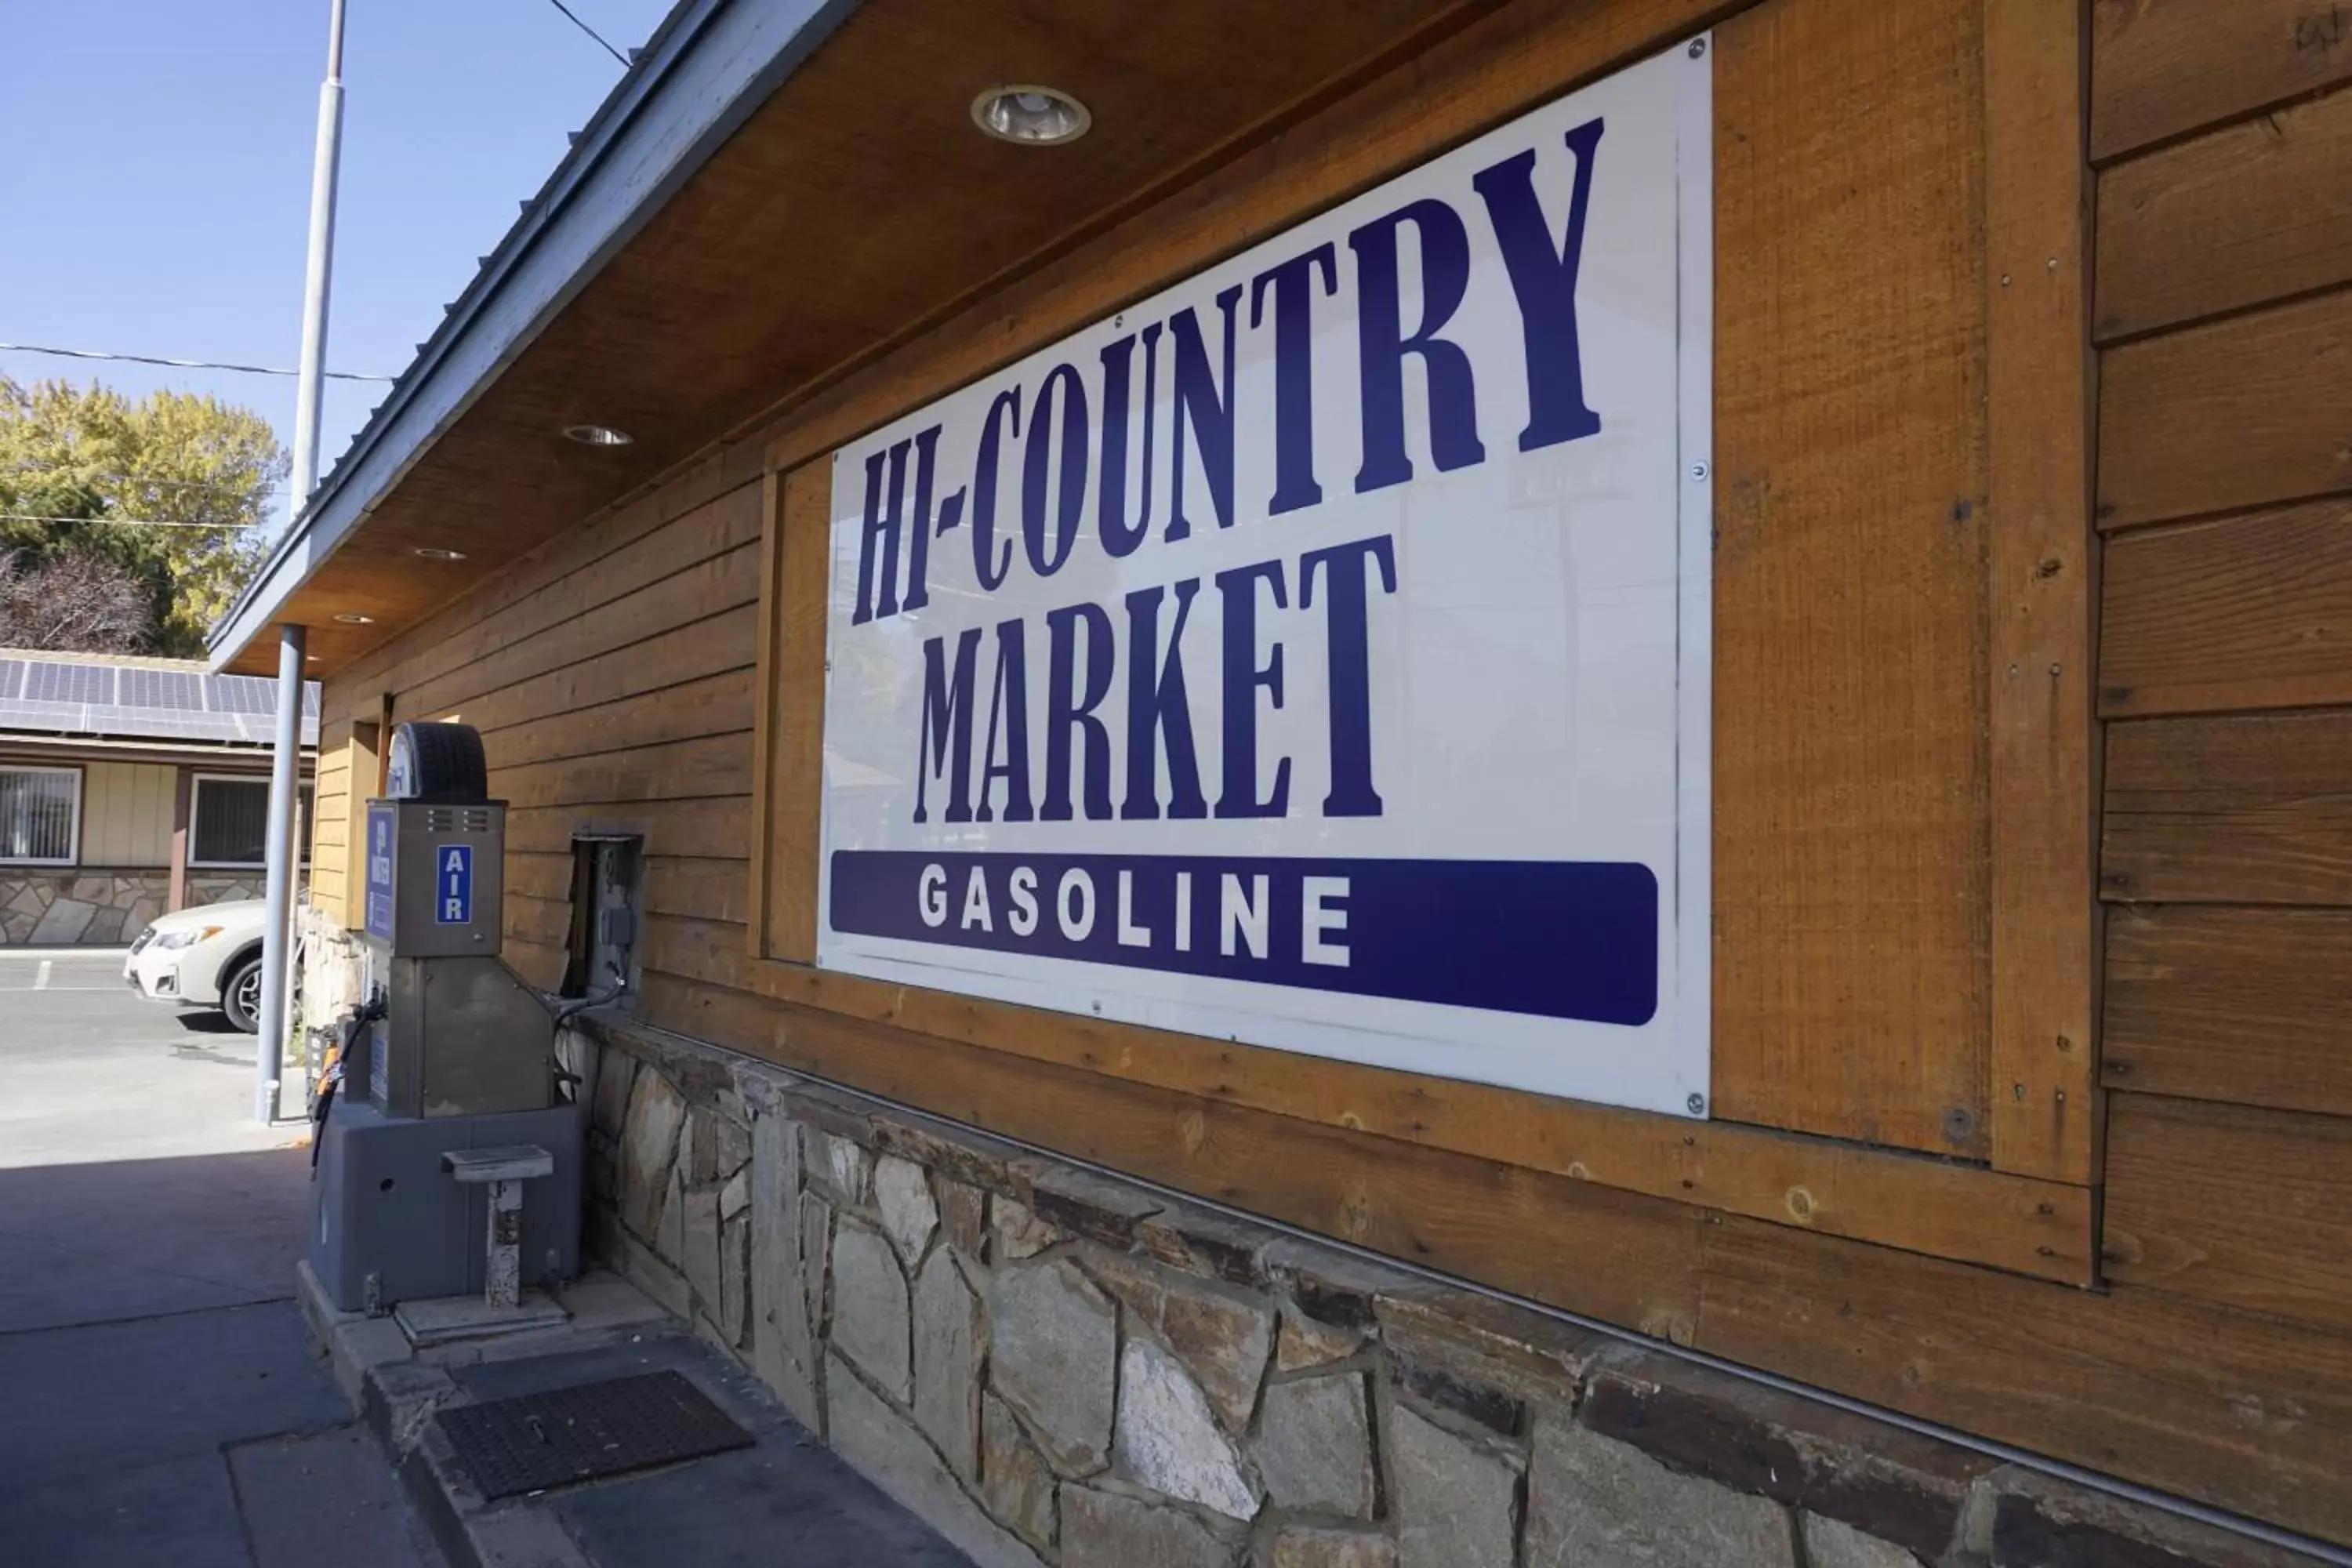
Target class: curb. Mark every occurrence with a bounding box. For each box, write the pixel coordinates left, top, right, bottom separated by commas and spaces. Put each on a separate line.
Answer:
299, 1261, 668, 1568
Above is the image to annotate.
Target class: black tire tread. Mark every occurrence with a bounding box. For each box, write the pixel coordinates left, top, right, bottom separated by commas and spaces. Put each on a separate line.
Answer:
399, 722, 488, 801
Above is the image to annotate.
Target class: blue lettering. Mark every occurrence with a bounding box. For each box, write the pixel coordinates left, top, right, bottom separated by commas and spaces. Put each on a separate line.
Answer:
1472, 121, 1606, 452
1022, 363, 1089, 578
1121, 579, 1207, 821
1042, 602, 1116, 821
1167, 285, 1243, 541
1301, 535, 1399, 817
1213, 559, 1290, 819
915, 628, 983, 823
1248, 244, 1338, 515
1348, 198, 1485, 492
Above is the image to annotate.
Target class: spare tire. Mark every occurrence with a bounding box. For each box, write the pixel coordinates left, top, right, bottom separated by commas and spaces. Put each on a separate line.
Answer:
386, 721, 488, 803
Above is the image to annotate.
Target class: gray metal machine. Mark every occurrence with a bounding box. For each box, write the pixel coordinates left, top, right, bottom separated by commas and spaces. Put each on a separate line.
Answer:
311, 722, 583, 1319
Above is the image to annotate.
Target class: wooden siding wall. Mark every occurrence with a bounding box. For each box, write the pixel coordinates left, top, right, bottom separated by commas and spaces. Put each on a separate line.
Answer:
307, 0, 2352, 1544
310, 721, 352, 916
2091, 1, 2352, 1353
309, 715, 383, 925
78, 760, 175, 867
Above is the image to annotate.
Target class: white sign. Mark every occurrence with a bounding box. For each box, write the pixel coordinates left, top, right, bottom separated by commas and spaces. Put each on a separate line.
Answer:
817, 38, 1712, 1117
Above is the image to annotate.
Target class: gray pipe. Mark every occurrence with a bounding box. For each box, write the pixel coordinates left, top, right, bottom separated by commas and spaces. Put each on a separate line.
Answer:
286, 0, 347, 520
254, 622, 306, 1123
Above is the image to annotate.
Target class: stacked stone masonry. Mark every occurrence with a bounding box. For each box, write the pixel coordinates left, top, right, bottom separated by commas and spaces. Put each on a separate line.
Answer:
580, 1015, 2331, 1568
0, 869, 263, 945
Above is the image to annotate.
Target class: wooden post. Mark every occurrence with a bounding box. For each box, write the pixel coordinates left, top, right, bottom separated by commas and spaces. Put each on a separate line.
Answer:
167, 767, 193, 913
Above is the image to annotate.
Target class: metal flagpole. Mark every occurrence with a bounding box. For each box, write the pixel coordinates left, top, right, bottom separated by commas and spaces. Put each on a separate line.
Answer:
287, 0, 348, 520
255, 623, 307, 1123
256, 0, 345, 1118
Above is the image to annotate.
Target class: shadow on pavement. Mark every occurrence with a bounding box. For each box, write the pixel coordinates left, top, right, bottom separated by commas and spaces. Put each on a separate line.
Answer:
0, 1145, 439, 1566
0, 1146, 310, 1333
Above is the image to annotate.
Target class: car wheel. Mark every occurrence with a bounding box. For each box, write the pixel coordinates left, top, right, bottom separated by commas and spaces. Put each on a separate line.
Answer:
223, 956, 264, 1034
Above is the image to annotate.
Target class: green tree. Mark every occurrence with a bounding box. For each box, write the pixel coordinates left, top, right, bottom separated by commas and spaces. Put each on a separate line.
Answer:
0, 375, 286, 655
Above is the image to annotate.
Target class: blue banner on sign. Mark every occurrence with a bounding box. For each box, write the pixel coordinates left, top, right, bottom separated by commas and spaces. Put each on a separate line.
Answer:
436, 844, 473, 926
829, 851, 1657, 1026
364, 804, 397, 940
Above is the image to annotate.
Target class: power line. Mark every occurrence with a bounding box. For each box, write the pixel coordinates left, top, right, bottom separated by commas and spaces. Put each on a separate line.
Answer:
0, 511, 248, 531
0, 342, 394, 383
544, 0, 630, 67
7, 467, 256, 495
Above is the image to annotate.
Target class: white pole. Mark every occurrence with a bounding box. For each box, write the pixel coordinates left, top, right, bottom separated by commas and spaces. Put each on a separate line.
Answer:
286, 0, 348, 523
256, 622, 307, 1123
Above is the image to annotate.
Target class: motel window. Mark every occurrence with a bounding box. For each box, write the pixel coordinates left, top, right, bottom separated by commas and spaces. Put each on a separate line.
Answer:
191, 775, 312, 869
0, 768, 81, 866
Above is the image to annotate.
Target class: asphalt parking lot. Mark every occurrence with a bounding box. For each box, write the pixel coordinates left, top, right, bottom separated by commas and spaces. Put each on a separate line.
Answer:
0, 948, 441, 1567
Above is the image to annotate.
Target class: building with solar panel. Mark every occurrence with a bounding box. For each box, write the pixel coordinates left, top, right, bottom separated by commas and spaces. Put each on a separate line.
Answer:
0, 647, 317, 946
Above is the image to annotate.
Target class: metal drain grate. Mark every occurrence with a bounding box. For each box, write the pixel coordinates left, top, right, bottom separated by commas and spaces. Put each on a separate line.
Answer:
436, 1370, 754, 1499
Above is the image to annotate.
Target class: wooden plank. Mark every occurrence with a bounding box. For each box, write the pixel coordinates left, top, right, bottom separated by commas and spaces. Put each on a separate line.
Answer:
2095, 83, 2352, 341
502, 851, 579, 908
1691, 1212, 2352, 1541
463, 608, 757, 753
339, 719, 381, 929
2103, 1092, 2352, 1332
630, 973, 2352, 1542
2105, 905, 2352, 1116
336, 471, 761, 706
503, 890, 575, 950
2097, 289, 2352, 530
648, 855, 753, 926
2102, 710, 2352, 903
505, 796, 747, 860
488, 731, 750, 813
764, 463, 829, 964
684, 925, 2092, 1280
2091, 0, 2352, 164
401, 486, 760, 724
1708, 0, 1992, 1155
504, 935, 568, 994
1982, 0, 2099, 1182
746, 469, 784, 963
2099, 499, 2352, 717
394, 538, 761, 728
481, 669, 755, 773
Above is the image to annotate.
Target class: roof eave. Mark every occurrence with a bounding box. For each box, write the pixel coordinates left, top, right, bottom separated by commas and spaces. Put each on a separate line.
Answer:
207, 0, 861, 672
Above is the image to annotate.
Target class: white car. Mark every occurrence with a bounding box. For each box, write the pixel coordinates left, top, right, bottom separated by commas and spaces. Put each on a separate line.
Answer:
125, 899, 273, 1033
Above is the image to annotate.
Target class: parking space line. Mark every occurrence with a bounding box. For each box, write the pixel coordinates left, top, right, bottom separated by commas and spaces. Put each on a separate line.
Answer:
34, 960, 51, 990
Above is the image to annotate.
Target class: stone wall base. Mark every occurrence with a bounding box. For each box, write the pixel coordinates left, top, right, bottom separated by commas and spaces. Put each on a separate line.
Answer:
579, 1014, 2329, 1568
0, 869, 266, 945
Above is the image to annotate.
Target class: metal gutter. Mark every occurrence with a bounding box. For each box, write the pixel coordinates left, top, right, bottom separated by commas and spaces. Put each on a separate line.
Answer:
209, 0, 863, 670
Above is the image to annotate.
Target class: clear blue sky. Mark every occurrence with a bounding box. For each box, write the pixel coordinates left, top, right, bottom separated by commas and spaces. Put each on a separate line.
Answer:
0, 0, 676, 528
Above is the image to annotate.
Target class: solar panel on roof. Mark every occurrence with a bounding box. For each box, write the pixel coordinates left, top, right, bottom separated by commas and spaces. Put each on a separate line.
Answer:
205, 673, 274, 714
120, 667, 204, 710
0, 660, 318, 746
24, 661, 115, 705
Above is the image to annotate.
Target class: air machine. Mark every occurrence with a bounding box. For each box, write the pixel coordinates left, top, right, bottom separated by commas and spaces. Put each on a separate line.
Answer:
310, 722, 584, 1338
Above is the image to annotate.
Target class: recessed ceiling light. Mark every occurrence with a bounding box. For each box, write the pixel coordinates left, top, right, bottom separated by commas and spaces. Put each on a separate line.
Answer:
563, 423, 634, 446
413, 546, 467, 561
333, 612, 375, 624
971, 85, 1091, 146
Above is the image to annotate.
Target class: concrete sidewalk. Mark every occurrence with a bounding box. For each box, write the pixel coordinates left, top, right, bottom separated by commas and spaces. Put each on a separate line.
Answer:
0, 949, 443, 1567
306, 1264, 988, 1568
